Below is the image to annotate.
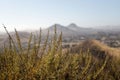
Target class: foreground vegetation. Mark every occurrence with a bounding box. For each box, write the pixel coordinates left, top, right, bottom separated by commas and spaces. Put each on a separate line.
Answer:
0, 26, 120, 80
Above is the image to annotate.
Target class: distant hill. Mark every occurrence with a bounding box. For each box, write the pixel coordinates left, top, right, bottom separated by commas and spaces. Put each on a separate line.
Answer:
42, 24, 77, 37
67, 23, 97, 34
42, 23, 97, 38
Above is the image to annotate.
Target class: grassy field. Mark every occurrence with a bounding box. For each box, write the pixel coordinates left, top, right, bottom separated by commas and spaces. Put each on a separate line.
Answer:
0, 27, 120, 80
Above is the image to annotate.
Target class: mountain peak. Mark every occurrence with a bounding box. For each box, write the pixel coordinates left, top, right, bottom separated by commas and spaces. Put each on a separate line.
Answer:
48, 24, 65, 30
68, 23, 78, 28
67, 23, 81, 31
51, 23, 63, 27
54, 23, 62, 26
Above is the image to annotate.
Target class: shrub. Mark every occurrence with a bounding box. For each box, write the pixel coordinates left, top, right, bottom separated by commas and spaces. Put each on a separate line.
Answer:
0, 25, 120, 80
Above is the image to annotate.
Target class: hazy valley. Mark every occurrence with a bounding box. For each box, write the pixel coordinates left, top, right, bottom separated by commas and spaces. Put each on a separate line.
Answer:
1, 23, 120, 48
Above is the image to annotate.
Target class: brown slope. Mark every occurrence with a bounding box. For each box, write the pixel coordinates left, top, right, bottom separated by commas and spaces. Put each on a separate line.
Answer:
70, 40, 120, 59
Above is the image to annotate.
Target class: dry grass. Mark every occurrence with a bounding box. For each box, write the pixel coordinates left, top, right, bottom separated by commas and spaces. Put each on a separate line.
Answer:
0, 26, 120, 80
70, 39, 120, 59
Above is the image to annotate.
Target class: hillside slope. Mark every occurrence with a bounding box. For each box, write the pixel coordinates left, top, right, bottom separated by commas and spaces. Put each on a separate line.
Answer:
70, 40, 120, 59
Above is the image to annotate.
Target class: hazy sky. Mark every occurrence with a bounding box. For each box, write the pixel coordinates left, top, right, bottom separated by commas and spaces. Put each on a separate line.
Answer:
0, 0, 120, 32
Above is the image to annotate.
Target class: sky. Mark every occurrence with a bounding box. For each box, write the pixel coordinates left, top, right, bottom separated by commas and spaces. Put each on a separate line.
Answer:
0, 0, 120, 32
